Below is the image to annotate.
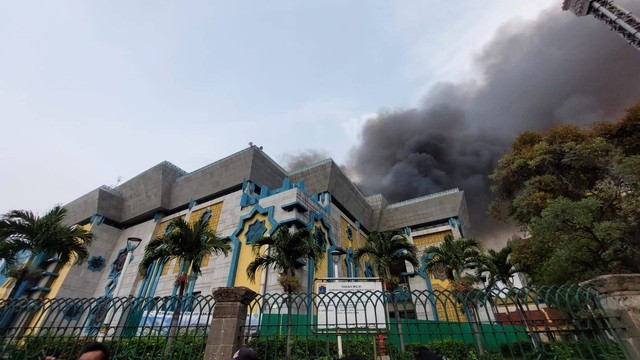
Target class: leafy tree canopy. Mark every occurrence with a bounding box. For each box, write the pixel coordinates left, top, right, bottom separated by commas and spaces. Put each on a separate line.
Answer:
0, 205, 94, 270
491, 104, 640, 284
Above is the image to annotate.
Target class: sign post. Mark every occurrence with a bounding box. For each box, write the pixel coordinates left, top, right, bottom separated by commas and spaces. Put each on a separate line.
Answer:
314, 278, 388, 358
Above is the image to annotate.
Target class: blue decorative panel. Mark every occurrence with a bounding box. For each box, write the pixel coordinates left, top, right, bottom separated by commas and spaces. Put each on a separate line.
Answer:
313, 226, 326, 250
199, 209, 212, 223
246, 220, 267, 245
365, 262, 375, 278
87, 256, 106, 272
62, 303, 84, 321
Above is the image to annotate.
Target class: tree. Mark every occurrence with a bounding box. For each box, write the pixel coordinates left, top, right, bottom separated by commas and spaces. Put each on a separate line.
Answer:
138, 216, 230, 355
139, 216, 230, 294
353, 230, 420, 289
423, 235, 482, 284
246, 225, 324, 358
490, 105, 640, 285
354, 229, 419, 353
476, 244, 518, 289
423, 234, 484, 353
0, 205, 94, 298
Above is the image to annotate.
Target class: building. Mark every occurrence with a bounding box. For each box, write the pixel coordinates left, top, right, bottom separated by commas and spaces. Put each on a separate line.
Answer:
0, 146, 469, 321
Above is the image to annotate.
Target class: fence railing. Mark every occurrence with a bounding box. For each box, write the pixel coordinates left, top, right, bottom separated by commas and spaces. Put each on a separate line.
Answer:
243, 286, 625, 360
0, 286, 627, 360
0, 295, 215, 360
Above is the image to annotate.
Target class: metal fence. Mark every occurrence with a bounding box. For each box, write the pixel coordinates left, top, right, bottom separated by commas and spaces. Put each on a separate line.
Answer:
0, 295, 215, 360
242, 286, 626, 360
0, 286, 627, 360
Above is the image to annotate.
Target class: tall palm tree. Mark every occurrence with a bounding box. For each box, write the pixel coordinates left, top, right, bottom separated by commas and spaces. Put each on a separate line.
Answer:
423, 234, 485, 354
477, 244, 539, 350
0, 205, 95, 298
138, 216, 230, 355
139, 216, 230, 296
353, 230, 420, 288
477, 244, 518, 289
246, 225, 324, 358
354, 229, 419, 353
423, 234, 482, 284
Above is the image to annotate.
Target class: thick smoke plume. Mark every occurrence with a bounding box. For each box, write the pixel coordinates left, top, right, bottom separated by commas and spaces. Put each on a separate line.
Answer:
349, 3, 640, 246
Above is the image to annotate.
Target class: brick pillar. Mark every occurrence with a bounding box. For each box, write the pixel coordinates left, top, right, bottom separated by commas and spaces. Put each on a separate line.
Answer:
203, 287, 257, 360
581, 274, 640, 360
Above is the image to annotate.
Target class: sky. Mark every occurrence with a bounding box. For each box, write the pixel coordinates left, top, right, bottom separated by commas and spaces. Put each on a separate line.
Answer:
1, 0, 637, 239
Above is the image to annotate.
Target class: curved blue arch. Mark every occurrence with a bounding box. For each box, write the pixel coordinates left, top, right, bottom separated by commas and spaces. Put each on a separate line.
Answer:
226, 204, 278, 287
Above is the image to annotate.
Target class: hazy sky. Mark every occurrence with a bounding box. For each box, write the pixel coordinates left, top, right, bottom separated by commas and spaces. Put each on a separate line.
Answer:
1, 0, 578, 215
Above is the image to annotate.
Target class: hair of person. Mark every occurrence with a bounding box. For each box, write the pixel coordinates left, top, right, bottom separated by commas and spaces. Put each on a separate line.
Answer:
80, 342, 110, 360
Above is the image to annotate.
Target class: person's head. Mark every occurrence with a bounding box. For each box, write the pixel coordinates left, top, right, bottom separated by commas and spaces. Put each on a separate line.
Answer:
414, 346, 443, 360
230, 346, 257, 360
78, 342, 110, 360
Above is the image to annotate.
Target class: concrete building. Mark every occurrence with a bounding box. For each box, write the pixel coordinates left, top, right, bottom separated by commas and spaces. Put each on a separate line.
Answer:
0, 146, 469, 321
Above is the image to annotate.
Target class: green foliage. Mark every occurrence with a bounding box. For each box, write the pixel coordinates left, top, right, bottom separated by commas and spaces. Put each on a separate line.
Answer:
246, 226, 324, 294
423, 234, 483, 283
490, 104, 640, 285
138, 216, 230, 295
0, 205, 95, 269
2, 334, 206, 360
405, 339, 476, 360
353, 230, 419, 287
499, 340, 535, 357
476, 244, 517, 289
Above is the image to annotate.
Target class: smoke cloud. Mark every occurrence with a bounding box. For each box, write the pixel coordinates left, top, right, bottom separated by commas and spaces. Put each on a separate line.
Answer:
281, 149, 331, 171
349, 3, 640, 246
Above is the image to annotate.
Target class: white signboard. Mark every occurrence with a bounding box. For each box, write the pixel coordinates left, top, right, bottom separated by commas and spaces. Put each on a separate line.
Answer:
315, 280, 387, 330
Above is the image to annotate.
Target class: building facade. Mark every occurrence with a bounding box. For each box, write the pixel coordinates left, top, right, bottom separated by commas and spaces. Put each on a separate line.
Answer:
1, 146, 470, 320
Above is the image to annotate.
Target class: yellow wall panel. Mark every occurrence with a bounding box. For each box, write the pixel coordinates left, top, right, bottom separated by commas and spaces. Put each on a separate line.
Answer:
431, 280, 467, 322
413, 231, 452, 248
201, 254, 210, 268
189, 202, 223, 232
233, 213, 273, 294
161, 260, 172, 276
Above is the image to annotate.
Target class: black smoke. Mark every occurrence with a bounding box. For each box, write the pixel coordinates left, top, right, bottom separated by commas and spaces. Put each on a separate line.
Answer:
348, 3, 640, 246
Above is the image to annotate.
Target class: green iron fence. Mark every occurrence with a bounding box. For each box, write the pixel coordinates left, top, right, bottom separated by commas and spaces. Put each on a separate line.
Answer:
0, 286, 627, 360
0, 295, 215, 360
243, 286, 626, 360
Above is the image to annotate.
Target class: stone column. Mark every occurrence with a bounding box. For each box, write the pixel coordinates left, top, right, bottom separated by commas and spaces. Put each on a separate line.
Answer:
581, 274, 640, 360
203, 287, 257, 360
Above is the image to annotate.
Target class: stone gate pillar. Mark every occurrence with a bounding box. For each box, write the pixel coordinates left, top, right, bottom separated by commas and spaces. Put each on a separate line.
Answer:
203, 287, 257, 360
581, 274, 640, 360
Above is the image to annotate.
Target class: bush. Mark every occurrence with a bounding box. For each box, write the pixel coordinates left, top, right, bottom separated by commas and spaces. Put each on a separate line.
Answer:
1, 334, 206, 360
500, 340, 535, 357
404, 339, 476, 360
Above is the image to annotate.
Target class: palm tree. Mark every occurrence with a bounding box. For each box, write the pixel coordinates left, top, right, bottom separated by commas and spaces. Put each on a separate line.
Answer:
477, 244, 539, 349
423, 235, 482, 284
476, 244, 518, 289
354, 230, 419, 289
246, 225, 324, 358
354, 230, 419, 353
0, 205, 95, 298
423, 234, 485, 354
138, 216, 230, 355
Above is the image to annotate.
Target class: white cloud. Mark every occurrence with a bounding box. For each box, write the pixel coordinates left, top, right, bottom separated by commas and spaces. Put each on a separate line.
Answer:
341, 113, 378, 143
